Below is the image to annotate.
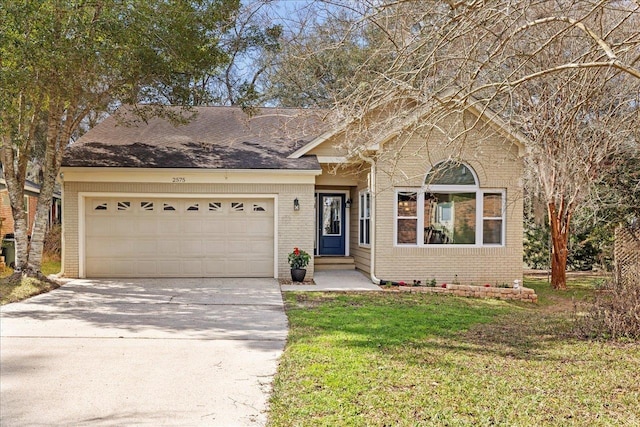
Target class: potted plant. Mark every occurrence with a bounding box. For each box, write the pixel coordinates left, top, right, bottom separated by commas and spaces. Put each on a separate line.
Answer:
288, 247, 310, 282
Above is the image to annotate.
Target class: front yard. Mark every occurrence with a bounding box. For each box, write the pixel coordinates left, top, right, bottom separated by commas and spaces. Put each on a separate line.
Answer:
0, 259, 61, 305
269, 277, 640, 426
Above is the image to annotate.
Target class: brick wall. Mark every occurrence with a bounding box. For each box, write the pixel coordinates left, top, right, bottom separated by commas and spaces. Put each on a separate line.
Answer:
372, 111, 524, 286
0, 190, 38, 237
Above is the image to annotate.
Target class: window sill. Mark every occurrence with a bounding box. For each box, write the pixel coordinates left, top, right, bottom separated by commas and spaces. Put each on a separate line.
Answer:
394, 244, 505, 248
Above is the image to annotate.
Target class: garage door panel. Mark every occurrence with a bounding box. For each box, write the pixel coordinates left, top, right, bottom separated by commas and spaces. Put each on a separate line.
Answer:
203, 241, 228, 255
85, 197, 274, 277
136, 240, 159, 255
250, 239, 273, 254
86, 238, 129, 257
86, 218, 114, 237
226, 219, 248, 233
112, 220, 135, 235
226, 240, 249, 253
204, 258, 226, 274
248, 259, 273, 275
137, 261, 159, 276
180, 240, 203, 256
85, 258, 112, 276
156, 240, 177, 256
226, 259, 250, 276
182, 219, 204, 233
158, 219, 181, 233
201, 220, 225, 233
137, 220, 158, 234
182, 259, 203, 275
157, 260, 183, 275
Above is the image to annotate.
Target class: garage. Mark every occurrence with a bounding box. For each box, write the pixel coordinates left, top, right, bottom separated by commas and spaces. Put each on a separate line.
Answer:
61, 106, 322, 279
84, 196, 274, 278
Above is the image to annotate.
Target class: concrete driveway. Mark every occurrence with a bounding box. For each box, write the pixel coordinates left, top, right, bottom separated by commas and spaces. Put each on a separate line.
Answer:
0, 278, 287, 426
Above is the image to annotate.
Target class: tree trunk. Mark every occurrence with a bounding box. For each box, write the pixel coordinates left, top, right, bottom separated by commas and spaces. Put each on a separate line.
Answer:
25, 103, 69, 277
26, 127, 66, 275
548, 201, 570, 290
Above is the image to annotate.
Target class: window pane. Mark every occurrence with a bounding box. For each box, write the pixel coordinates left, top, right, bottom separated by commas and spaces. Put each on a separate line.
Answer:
322, 196, 341, 235
397, 192, 417, 217
483, 193, 502, 217
397, 219, 417, 244
360, 218, 370, 245
452, 193, 476, 244
425, 162, 476, 185
365, 218, 370, 244
425, 192, 475, 244
365, 193, 370, 217
359, 193, 370, 220
483, 220, 502, 244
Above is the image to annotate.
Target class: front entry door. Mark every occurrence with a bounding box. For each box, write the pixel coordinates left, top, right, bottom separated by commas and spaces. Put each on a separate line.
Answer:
318, 193, 346, 255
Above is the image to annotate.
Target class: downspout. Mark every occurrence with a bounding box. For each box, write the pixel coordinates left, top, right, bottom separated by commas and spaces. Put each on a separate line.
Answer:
358, 152, 381, 285
58, 171, 64, 277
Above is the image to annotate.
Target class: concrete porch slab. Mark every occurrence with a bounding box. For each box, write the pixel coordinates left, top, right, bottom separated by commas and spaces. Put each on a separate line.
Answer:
281, 270, 381, 292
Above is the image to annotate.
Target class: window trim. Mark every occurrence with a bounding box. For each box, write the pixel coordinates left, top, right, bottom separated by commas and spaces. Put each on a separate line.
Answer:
394, 188, 506, 248
358, 190, 371, 247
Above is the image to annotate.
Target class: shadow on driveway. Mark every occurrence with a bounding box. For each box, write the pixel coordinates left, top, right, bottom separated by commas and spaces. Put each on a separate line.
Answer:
1, 278, 287, 426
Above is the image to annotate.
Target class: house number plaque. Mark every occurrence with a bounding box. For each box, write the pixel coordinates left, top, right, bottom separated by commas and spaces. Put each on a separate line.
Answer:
172, 177, 186, 183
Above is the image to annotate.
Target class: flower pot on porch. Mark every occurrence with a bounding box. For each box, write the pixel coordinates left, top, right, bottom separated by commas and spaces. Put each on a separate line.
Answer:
291, 268, 307, 282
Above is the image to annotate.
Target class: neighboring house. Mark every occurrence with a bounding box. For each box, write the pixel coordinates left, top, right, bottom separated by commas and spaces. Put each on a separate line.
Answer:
60, 102, 525, 285
0, 178, 62, 239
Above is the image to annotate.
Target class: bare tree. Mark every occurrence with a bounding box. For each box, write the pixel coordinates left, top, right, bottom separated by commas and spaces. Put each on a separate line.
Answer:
516, 70, 639, 288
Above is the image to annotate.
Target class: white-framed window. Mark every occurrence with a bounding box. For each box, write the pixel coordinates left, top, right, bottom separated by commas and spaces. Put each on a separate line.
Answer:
395, 161, 505, 246
358, 190, 371, 246
396, 191, 418, 245
24, 196, 29, 229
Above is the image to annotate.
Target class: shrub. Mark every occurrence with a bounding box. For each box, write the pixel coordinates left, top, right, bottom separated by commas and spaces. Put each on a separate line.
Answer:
575, 271, 640, 340
43, 224, 61, 259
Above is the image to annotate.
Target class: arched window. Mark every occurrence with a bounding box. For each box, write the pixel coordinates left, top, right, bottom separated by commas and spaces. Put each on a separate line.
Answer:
395, 161, 505, 246
424, 162, 477, 186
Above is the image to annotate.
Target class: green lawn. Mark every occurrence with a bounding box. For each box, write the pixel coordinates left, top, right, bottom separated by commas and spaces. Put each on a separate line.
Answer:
268, 278, 640, 426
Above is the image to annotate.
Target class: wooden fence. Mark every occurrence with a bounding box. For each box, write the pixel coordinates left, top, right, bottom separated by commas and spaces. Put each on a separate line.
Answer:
615, 224, 640, 285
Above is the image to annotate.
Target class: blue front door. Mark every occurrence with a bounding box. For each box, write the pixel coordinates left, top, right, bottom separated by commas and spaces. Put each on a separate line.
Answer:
318, 193, 345, 255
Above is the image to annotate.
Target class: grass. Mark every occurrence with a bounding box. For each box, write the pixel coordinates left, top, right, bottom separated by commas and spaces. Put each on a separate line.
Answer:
268, 277, 640, 426
0, 258, 62, 305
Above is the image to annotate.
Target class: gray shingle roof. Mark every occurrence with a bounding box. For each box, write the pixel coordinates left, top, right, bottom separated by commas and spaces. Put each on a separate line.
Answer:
62, 106, 328, 170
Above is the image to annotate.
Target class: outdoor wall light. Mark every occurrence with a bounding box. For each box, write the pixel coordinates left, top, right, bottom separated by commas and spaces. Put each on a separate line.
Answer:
345, 198, 352, 208
293, 198, 300, 211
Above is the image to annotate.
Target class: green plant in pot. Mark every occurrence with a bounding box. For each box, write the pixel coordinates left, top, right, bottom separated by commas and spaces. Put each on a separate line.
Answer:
288, 247, 310, 282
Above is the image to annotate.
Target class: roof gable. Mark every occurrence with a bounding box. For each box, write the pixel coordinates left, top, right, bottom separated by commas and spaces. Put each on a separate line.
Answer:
289, 92, 529, 160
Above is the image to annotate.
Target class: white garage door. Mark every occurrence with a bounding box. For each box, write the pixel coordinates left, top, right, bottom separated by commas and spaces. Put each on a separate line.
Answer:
84, 197, 274, 277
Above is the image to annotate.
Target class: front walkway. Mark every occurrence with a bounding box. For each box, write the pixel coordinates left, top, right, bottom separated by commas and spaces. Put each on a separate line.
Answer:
280, 270, 381, 291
